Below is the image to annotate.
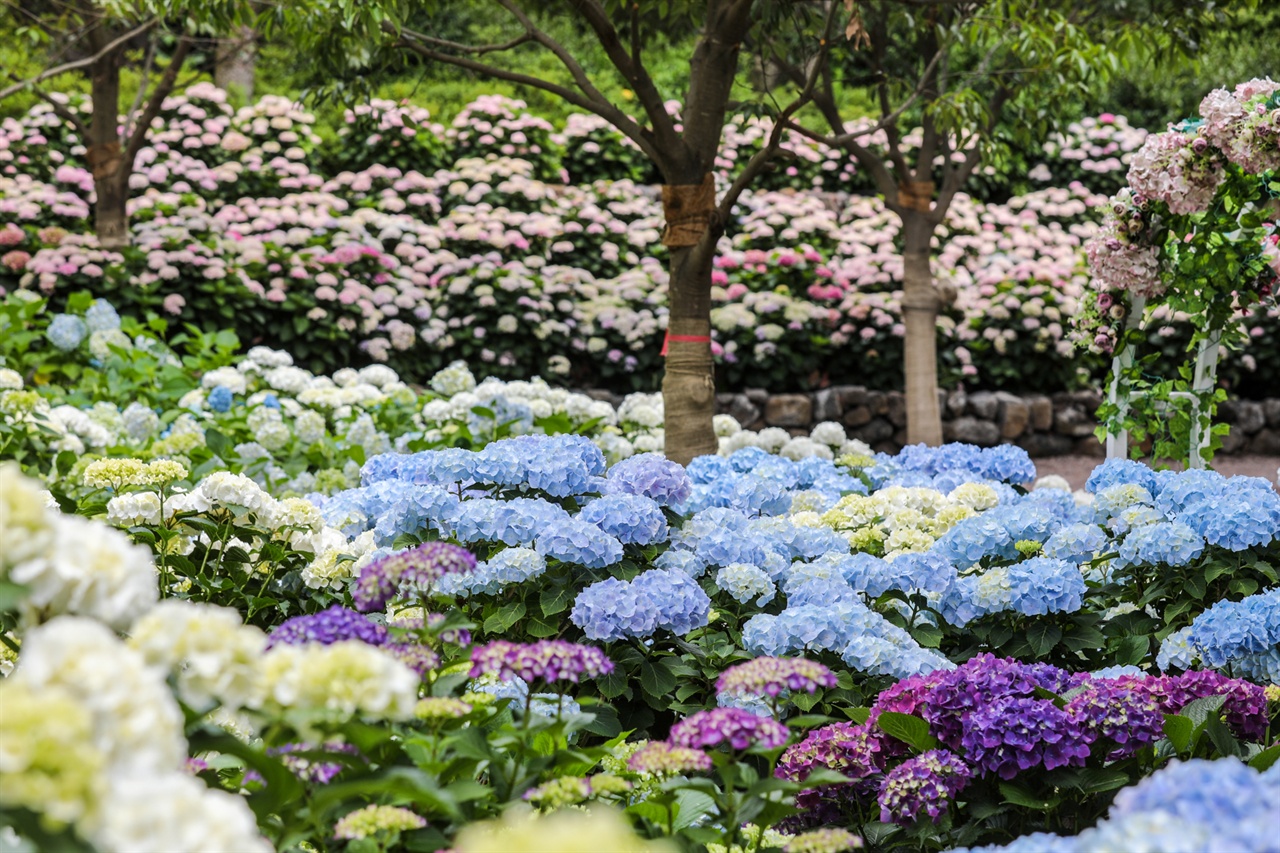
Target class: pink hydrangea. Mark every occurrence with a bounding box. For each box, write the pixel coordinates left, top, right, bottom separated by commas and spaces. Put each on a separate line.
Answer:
1126, 130, 1224, 215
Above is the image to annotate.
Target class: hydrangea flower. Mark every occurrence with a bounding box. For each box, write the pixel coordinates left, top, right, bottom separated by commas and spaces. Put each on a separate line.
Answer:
715, 562, 777, 606
669, 707, 789, 751
46, 314, 87, 351
352, 541, 476, 611
578, 493, 669, 545
266, 605, 388, 649
334, 804, 426, 840
716, 657, 838, 700
570, 569, 710, 641
627, 740, 715, 775
877, 749, 973, 824
469, 640, 613, 685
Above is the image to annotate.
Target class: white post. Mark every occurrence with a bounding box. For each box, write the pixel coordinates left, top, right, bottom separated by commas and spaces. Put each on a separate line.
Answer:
1105, 295, 1147, 460
1187, 330, 1222, 469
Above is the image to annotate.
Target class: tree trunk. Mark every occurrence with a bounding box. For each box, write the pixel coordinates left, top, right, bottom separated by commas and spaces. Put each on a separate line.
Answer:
900, 211, 943, 445
87, 42, 127, 248
215, 26, 257, 100
662, 239, 719, 465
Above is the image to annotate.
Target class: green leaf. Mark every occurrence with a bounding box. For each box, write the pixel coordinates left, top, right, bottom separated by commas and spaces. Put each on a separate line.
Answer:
1163, 714, 1193, 754
1114, 635, 1149, 666
875, 712, 939, 753
672, 789, 716, 831
999, 782, 1061, 811
1027, 622, 1063, 658
1248, 743, 1280, 772
1067, 767, 1131, 795
539, 583, 575, 617
482, 601, 526, 635
639, 659, 677, 699
205, 429, 232, 460
596, 671, 628, 700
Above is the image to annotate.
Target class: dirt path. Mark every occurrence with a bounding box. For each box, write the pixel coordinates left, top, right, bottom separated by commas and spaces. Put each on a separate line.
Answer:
1032, 454, 1280, 491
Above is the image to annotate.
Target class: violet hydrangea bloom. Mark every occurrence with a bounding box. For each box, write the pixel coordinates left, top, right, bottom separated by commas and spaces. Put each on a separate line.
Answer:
606, 452, 692, 506
716, 657, 838, 700
960, 695, 1092, 779
352, 541, 476, 612
267, 605, 388, 649
669, 707, 789, 752
776, 721, 889, 814
877, 749, 974, 824
1063, 679, 1163, 759
469, 639, 613, 684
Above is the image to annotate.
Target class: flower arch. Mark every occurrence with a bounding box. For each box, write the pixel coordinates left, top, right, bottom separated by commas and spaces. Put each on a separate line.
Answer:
1078, 78, 1280, 466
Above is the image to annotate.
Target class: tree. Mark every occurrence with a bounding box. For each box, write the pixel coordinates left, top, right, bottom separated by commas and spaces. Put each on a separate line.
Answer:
283, 0, 840, 465
772, 0, 1227, 444
1, 0, 253, 247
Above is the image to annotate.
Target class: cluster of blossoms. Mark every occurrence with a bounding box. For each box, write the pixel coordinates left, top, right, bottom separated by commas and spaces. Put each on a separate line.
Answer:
1159, 587, 1280, 684
626, 740, 717, 775
956, 758, 1280, 853
333, 804, 427, 841
776, 654, 1271, 828
352, 541, 477, 611
716, 657, 838, 700
669, 707, 790, 752
570, 568, 712, 641
522, 773, 632, 810
469, 640, 614, 685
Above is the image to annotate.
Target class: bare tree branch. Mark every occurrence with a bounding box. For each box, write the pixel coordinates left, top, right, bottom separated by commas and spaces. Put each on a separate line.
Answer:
7, 75, 90, 137
123, 35, 158, 142
0, 18, 158, 102
494, 0, 616, 113
122, 37, 192, 172
397, 31, 534, 56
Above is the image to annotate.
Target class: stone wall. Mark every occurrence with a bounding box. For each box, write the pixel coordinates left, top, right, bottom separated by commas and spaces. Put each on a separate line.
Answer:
585, 387, 1280, 457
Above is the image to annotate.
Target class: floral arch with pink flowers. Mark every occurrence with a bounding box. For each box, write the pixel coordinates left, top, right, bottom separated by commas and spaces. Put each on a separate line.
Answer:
1079, 78, 1280, 467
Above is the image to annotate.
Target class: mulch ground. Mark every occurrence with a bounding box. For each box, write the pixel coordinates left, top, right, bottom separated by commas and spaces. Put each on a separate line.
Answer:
1031, 454, 1280, 491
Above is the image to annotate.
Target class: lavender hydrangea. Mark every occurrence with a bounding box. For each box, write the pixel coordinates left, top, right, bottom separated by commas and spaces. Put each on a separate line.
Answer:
437, 547, 547, 596
877, 749, 973, 824
669, 707, 789, 751
716, 657, 838, 700
606, 452, 692, 506
1063, 679, 1164, 758
469, 639, 613, 684
267, 605, 388, 649
352, 541, 477, 611
534, 516, 624, 568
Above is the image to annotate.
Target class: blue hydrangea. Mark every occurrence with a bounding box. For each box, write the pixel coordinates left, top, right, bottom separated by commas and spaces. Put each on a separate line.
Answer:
370, 483, 462, 544
1117, 521, 1204, 567
446, 497, 567, 547
714, 563, 776, 606
685, 454, 731, 484
1180, 588, 1280, 677
467, 394, 534, 438
1085, 457, 1159, 495
470, 676, 581, 718
570, 569, 710, 641
438, 547, 547, 597
934, 514, 1017, 569
578, 493, 669, 545
1090, 664, 1145, 679
885, 551, 957, 593
1156, 626, 1197, 672
607, 452, 691, 505
262, 393, 281, 409
654, 548, 707, 577
475, 435, 606, 497
940, 557, 1085, 626
727, 446, 773, 473
1042, 522, 1109, 564
683, 471, 792, 517
977, 445, 1036, 484
207, 385, 234, 413
1181, 491, 1280, 552
746, 455, 800, 490
47, 314, 87, 351
84, 300, 121, 332
695, 527, 775, 568
534, 516, 623, 568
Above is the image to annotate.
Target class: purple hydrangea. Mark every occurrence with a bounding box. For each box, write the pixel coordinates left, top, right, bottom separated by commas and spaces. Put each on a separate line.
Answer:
960, 695, 1092, 779
1112, 669, 1270, 741
877, 749, 974, 824
570, 568, 711, 641
1064, 679, 1164, 758
469, 639, 613, 684
267, 742, 363, 784
266, 605, 388, 649
669, 707, 789, 752
776, 721, 889, 814
352, 541, 477, 612
716, 657, 838, 699
382, 641, 441, 676
606, 453, 692, 506
627, 741, 715, 775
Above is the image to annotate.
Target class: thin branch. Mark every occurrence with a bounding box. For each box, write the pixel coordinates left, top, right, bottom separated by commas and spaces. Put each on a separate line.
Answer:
717, 2, 839, 220
494, 0, 615, 111
391, 23, 661, 164
122, 37, 192, 172
934, 85, 1010, 216
123, 35, 158, 142
0, 18, 158, 102
8, 76, 89, 137
397, 31, 534, 56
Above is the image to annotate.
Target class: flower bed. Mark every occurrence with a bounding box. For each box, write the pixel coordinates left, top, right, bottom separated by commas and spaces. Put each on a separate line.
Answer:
3, 87, 1277, 397
2, 291, 1278, 851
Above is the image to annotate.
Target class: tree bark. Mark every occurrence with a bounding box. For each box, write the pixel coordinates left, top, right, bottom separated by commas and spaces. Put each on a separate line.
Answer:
215, 25, 257, 100
662, 240, 719, 465
86, 34, 128, 249
900, 210, 943, 446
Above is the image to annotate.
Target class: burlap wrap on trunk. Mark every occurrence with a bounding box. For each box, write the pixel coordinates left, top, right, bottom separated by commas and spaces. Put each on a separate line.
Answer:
661, 174, 717, 247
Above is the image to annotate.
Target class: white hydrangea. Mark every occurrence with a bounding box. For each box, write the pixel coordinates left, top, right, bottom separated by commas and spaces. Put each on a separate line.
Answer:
715, 563, 776, 606
294, 410, 327, 444
430, 360, 477, 396
199, 366, 248, 394
86, 773, 271, 853
1033, 474, 1072, 492
195, 471, 272, 515
127, 600, 267, 712
0, 368, 22, 390
358, 364, 400, 388
9, 514, 158, 630
105, 492, 163, 527
633, 431, 664, 453
754, 427, 791, 453
11, 618, 186, 775
301, 529, 374, 589
246, 346, 294, 368
712, 414, 741, 437
719, 431, 760, 455
780, 437, 832, 461
810, 421, 847, 447
259, 640, 419, 720
263, 366, 313, 395
1, 462, 57, 571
